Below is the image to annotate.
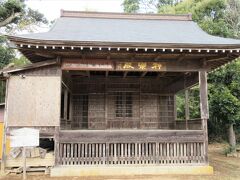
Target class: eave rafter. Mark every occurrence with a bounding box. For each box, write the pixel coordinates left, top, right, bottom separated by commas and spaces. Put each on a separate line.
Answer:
7, 36, 240, 56
7, 37, 240, 72
15, 42, 240, 55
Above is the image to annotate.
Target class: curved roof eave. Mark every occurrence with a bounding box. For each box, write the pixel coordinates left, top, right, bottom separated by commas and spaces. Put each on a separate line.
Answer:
7, 35, 240, 49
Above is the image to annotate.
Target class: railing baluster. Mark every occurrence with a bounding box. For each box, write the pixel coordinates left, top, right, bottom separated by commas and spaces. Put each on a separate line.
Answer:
57, 131, 204, 166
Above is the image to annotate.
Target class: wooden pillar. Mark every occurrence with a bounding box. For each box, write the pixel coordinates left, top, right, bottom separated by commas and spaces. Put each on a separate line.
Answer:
139, 80, 142, 129
185, 89, 189, 130
63, 88, 68, 128
54, 126, 60, 165
69, 93, 73, 125
199, 70, 209, 164
105, 80, 108, 128
173, 95, 177, 129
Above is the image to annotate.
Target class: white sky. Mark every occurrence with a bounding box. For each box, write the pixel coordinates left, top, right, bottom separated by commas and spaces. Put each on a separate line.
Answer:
25, 0, 124, 21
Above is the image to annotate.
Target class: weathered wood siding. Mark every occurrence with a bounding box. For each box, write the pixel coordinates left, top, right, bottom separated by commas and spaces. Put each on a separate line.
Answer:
7, 76, 61, 126
89, 94, 105, 129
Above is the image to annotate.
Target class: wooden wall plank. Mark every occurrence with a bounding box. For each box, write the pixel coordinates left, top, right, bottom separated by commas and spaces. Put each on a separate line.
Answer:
185, 89, 190, 129
7, 76, 61, 126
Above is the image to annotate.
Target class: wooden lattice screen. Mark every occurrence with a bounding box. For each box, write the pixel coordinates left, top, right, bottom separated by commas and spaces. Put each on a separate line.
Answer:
56, 130, 206, 165
61, 78, 176, 130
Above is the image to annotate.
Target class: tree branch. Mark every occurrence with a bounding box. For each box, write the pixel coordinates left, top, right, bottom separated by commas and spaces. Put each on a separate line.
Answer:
0, 11, 21, 28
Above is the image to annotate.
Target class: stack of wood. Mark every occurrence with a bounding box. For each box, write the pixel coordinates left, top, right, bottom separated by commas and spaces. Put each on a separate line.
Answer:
10, 147, 47, 159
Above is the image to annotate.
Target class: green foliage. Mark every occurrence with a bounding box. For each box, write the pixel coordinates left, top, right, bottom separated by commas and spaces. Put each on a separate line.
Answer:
176, 87, 200, 120
0, 0, 48, 32
158, 0, 177, 6
11, 7, 48, 33
209, 85, 240, 124
122, 0, 140, 13
176, 92, 185, 119
10, 56, 30, 66
159, 0, 231, 37
122, 0, 180, 13
0, 0, 47, 103
189, 87, 200, 119
0, 36, 15, 69
223, 144, 240, 155
225, 0, 240, 38
0, 0, 47, 68
160, 0, 240, 38
0, 0, 24, 22
208, 61, 240, 140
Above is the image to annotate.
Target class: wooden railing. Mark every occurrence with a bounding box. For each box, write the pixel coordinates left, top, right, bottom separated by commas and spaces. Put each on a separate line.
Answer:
56, 130, 206, 166
175, 118, 202, 130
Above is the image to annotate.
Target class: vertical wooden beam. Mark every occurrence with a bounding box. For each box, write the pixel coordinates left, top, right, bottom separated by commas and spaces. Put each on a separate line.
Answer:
63, 88, 68, 128
59, 69, 63, 129
157, 92, 160, 129
139, 80, 142, 128
54, 126, 60, 165
199, 71, 209, 119
69, 93, 73, 126
105, 80, 108, 128
185, 89, 189, 130
173, 94, 177, 129
199, 70, 209, 164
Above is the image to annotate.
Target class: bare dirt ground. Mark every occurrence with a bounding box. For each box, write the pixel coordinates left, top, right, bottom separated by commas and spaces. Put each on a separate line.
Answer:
1, 143, 240, 180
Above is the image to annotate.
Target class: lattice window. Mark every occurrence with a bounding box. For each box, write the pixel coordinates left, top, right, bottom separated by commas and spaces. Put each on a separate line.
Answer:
115, 92, 133, 117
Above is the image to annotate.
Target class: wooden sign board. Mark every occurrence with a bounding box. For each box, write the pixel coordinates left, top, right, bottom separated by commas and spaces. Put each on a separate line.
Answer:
62, 59, 169, 72
116, 62, 166, 71
62, 59, 114, 71
10, 128, 39, 148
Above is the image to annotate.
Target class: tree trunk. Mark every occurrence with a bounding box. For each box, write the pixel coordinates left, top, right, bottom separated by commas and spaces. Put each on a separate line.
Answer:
228, 123, 236, 147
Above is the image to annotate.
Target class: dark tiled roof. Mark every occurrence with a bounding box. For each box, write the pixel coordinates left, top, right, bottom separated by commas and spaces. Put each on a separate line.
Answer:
11, 11, 240, 47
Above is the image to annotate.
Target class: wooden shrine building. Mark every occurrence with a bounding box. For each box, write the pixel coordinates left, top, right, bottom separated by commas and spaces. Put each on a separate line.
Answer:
1, 10, 240, 176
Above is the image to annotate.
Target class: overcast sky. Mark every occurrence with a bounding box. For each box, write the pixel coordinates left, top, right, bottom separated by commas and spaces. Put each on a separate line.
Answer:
26, 0, 124, 21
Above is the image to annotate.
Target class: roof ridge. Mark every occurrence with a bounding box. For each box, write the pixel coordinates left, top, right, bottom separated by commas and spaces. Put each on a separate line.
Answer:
60, 9, 192, 21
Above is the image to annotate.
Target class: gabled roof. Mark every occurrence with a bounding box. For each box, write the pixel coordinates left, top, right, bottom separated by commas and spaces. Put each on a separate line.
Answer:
8, 10, 240, 48
0, 60, 58, 75
6, 10, 240, 68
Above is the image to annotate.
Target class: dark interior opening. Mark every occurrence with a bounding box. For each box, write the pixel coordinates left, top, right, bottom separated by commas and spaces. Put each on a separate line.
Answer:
39, 138, 54, 151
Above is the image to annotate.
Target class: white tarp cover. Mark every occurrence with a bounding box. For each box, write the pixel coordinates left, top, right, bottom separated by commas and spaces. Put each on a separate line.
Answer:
10, 128, 39, 147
